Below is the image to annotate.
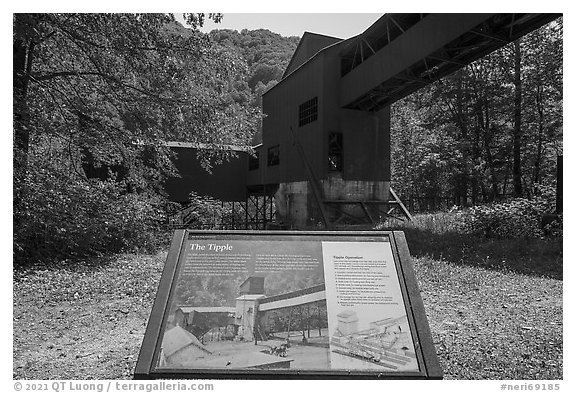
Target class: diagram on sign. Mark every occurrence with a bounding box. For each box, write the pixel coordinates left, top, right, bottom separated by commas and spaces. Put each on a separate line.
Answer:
330, 311, 417, 370
322, 241, 419, 371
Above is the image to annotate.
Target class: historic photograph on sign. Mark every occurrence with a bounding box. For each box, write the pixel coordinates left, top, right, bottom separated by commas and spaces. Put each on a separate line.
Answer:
156, 238, 330, 370
154, 236, 417, 372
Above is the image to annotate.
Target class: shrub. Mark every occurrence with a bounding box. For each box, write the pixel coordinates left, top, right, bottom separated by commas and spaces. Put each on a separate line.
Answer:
450, 185, 559, 239
13, 160, 167, 265
167, 192, 242, 229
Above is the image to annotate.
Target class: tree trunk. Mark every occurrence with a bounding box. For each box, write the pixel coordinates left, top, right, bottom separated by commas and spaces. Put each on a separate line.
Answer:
306, 305, 310, 338
533, 77, 544, 184
486, 100, 499, 200
13, 14, 36, 225
513, 39, 523, 197
286, 308, 293, 342
13, 15, 36, 166
455, 70, 470, 205
317, 305, 322, 336
471, 105, 482, 205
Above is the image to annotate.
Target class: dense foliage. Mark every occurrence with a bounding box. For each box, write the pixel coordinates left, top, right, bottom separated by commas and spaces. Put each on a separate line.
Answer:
209, 28, 298, 91
208, 28, 299, 142
391, 18, 563, 208
450, 185, 560, 239
14, 147, 166, 262
12, 14, 268, 264
13, 14, 300, 264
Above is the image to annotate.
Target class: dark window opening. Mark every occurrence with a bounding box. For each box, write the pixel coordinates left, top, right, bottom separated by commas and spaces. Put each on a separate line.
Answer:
267, 145, 279, 166
328, 132, 343, 172
299, 97, 318, 127
249, 151, 260, 170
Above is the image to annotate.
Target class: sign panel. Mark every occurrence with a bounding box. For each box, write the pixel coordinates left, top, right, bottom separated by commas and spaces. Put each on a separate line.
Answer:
322, 241, 418, 371
135, 230, 442, 379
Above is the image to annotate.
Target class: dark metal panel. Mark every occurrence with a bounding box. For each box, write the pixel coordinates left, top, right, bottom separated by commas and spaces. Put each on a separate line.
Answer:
246, 145, 265, 186
164, 147, 248, 202
339, 107, 391, 181
340, 14, 494, 108
340, 14, 425, 77
260, 42, 394, 185
134, 229, 186, 379
283, 32, 342, 78
320, 46, 392, 183
258, 52, 328, 185
392, 231, 443, 379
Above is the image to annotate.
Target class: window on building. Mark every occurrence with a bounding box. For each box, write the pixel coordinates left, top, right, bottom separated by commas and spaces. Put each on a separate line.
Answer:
298, 97, 318, 127
267, 145, 279, 166
249, 151, 260, 171
328, 132, 343, 172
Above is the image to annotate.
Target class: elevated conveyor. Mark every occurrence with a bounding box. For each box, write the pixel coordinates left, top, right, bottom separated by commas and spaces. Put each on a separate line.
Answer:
340, 13, 561, 111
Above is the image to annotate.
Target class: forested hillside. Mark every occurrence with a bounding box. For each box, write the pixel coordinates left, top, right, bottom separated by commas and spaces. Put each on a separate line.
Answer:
208, 28, 299, 142
168, 22, 300, 142
210, 29, 299, 90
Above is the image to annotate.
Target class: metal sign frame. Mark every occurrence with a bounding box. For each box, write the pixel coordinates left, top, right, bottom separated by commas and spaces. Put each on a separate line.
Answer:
134, 230, 442, 379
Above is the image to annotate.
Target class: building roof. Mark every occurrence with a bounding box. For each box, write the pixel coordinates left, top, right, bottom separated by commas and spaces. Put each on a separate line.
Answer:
201, 351, 294, 369
264, 31, 349, 97
235, 294, 267, 301
162, 326, 212, 357
282, 31, 343, 78
337, 310, 357, 318
165, 141, 249, 152
177, 306, 236, 314
239, 276, 265, 295
337, 310, 359, 323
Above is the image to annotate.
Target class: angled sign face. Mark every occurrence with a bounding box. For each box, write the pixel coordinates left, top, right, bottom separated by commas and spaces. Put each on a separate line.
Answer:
135, 230, 442, 379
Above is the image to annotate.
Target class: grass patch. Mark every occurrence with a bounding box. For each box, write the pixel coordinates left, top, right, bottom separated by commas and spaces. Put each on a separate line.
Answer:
388, 212, 562, 279
403, 228, 562, 279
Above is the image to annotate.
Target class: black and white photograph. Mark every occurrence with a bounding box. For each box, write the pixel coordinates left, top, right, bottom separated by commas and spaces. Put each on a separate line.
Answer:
157, 237, 329, 371
11, 4, 564, 387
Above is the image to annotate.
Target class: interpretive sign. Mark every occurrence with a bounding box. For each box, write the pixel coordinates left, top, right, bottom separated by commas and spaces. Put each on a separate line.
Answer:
134, 230, 442, 379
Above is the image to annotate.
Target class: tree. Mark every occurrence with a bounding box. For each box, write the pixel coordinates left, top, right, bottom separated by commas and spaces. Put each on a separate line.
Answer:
521, 19, 563, 187
391, 18, 562, 211
12, 13, 260, 263
512, 38, 523, 197
13, 13, 259, 190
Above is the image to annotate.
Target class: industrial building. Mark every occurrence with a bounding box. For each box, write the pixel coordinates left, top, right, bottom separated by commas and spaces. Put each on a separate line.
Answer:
166, 13, 559, 229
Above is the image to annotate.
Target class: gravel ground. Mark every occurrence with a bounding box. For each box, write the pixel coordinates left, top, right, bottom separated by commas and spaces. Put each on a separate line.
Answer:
414, 256, 562, 379
13, 248, 562, 379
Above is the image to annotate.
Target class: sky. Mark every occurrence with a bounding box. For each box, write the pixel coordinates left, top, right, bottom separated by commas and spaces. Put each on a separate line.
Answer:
188, 13, 383, 39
